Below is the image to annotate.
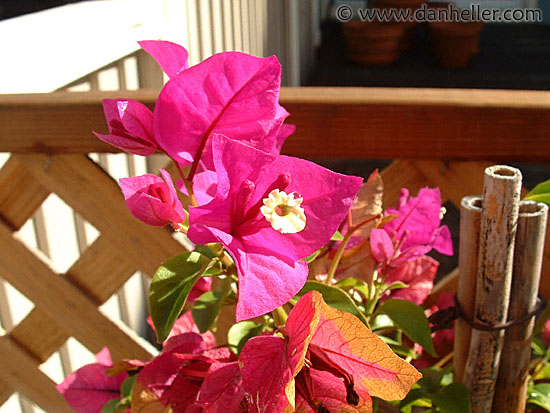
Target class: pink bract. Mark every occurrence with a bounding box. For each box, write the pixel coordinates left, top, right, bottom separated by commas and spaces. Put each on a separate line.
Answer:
138, 40, 189, 78
93, 99, 156, 156
131, 330, 234, 412
188, 135, 363, 321
239, 291, 421, 411
383, 187, 453, 261
147, 311, 216, 349
119, 169, 186, 227
56, 347, 127, 413
385, 255, 440, 305
153, 51, 287, 168
195, 361, 245, 412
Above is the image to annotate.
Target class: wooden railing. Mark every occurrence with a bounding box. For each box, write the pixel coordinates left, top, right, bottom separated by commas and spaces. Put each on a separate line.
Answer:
0, 87, 549, 411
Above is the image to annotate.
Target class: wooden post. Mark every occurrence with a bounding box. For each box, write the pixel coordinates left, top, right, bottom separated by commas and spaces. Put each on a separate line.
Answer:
493, 200, 549, 412
463, 165, 522, 413
454, 195, 483, 383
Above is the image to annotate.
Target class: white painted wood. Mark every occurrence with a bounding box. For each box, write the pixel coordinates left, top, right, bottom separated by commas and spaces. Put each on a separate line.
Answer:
0, 0, 164, 93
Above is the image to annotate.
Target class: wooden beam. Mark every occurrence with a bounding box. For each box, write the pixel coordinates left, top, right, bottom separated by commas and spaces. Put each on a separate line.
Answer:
1, 88, 549, 161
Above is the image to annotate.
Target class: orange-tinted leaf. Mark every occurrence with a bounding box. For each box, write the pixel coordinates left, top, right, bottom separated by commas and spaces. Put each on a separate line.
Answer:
131, 352, 213, 412
351, 170, 383, 225
286, 288, 321, 371
239, 292, 320, 412
310, 291, 422, 401
296, 367, 372, 413
239, 336, 295, 412
196, 361, 245, 412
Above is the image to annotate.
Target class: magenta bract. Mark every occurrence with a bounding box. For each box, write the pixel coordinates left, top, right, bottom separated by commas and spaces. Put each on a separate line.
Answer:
153, 51, 286, 168
385, 255, 439, 305
138, 40, 189, 78
93, 98, 156, 156
238, 291, 421, 412
188, 135, 363, 320
119, 169, 186, 227
56, 347, 127, 413
383, 187, 453, 261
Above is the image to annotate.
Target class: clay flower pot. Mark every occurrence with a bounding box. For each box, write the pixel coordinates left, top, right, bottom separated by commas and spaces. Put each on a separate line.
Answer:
371, 0, 426, 10
428, 21, 484, 68
371, 0, 427, 51
342, 21, 406, 66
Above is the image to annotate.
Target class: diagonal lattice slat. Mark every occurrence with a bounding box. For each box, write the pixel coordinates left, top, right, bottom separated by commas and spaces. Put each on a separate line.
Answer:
0, 220, 155, 361
0, 153, 190, 410
8, 235, 139, 364
0, 336, 72, 413
0, 155, 50, 231
0, 234, 142, 408
13, 153, 183, 275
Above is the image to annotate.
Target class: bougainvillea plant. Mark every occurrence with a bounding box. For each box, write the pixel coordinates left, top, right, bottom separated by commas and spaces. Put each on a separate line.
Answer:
56, 40, 476, 412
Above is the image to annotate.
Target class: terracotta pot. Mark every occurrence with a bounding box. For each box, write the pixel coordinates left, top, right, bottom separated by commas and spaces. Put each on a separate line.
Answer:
342, 21, 405, 66
428, 21, 483, 68
371, 0, 427, 50
371, 0, 426, 10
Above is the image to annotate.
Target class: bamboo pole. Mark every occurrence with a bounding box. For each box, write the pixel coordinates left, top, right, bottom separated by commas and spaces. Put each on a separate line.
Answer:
454, 195, 483, 383
463, 165, 522, 413
493, 200, 549, 412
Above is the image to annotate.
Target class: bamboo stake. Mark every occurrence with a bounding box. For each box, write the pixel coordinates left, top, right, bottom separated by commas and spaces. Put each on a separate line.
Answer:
463, 165, 522, 413
493, 200, 548, 412
454, 195, 483, 383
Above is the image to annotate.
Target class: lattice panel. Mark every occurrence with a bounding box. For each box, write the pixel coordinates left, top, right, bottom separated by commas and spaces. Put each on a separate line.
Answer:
0, 154, 185, 411
0, 154, 549, 411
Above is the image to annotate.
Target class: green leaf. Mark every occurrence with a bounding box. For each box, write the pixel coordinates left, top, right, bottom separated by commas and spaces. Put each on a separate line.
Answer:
418, 368, 445, 394
120, 375, 137, 398
331, 230, 344, 241
528, 383, 550, 411
192, 291, 225, 333
371, 313, 394, 331
385, 281, 409, 291
400, 388, 429, 409
101, 400, 120, 413
529, 179, 550, 195
525, 193, 550, 204
149, 251, 214, 342
379, 299, 436, 357
534, 362, 550, 381
334, 277, 370, 298
228, 320, 264, 354
303, 248, 322, 263
431, 382, 471, 413
526, 179, 550, 204
297, 281, 369, 326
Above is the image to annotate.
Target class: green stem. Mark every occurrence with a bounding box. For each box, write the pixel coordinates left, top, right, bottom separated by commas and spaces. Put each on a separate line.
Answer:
532, 348, 550, 380
175, 162, 198, 207
272, 306, 288, 326
325, 228, 355, 285
325, 213, 382, 286
434, 351, 453, 369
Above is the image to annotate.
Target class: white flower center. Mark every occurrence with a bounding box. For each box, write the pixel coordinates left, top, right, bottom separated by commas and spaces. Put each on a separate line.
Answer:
260, 189, 306, 234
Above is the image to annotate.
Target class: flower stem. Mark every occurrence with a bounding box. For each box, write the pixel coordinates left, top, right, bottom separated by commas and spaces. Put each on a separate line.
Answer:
272, 306, 288, 326
175, 162, 198, 207
325, 229, 355, 285
434, 351, 453, 369
325, 214, 381, 286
